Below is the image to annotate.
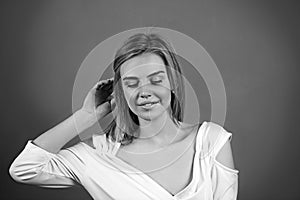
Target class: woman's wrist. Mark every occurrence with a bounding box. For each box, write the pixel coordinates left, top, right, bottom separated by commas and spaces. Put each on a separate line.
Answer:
73, 109, 98, 133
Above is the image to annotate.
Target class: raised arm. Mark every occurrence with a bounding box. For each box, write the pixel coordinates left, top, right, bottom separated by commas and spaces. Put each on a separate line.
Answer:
9, 78, 115, 186
32, 78, 114, 154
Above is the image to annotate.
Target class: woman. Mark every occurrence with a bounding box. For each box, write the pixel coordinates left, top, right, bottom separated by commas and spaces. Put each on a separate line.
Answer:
9, 33, 239, 199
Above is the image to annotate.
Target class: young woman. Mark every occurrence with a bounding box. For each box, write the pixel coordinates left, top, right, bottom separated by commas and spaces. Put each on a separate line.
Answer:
9, 33, 239, 200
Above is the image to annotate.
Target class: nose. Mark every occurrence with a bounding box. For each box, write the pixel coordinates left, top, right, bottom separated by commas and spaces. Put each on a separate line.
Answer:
139, 91, 152, 99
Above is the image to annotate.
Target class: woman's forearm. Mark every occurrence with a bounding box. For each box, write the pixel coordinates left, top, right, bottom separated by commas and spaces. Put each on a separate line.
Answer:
32, 109, 96, 154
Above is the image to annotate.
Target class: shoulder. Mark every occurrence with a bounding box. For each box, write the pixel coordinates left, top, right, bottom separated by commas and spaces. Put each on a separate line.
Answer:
173, 122, 201, 144
179, 121, 203, 136
202, 121, 232, 147
199, 121, 233, 156
215, 139, 235, 169
202, 121, 236, 170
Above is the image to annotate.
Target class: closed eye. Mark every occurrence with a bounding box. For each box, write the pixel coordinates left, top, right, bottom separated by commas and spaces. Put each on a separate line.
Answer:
127, 84, 138, 88
124, 76, 164, 88
151, 80, 162, 84
151, 76, 164, 84
124, 80, 138, 88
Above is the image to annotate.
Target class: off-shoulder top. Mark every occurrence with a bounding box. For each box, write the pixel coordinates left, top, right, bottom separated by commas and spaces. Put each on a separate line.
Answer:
9, 121, 239, 200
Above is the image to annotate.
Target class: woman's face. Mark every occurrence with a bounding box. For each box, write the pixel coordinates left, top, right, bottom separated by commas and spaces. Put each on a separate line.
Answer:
120, 53, 172, 122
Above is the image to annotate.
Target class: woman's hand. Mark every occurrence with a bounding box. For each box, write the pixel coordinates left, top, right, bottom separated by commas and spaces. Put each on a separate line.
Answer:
79, 78, 115, 125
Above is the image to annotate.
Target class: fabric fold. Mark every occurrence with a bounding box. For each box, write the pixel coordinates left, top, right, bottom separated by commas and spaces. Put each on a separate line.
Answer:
9, 121, 239, 200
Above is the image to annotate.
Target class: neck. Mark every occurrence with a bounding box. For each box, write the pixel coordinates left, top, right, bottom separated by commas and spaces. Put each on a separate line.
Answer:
137, 111, 180, 147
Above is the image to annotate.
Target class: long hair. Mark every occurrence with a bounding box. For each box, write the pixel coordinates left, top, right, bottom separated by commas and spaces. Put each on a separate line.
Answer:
103, 33, 185, 145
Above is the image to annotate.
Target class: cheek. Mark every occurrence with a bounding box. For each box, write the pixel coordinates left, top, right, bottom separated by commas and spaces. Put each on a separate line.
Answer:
160, 89, 172, 104
151, 86, 172, 106
123, 88, 136, 107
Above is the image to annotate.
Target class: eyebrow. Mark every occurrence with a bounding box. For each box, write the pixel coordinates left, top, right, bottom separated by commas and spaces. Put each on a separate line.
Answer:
122, 70, 165, 81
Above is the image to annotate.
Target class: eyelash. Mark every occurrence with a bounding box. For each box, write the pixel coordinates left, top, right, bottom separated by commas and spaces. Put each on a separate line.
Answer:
127, 80, 162, 88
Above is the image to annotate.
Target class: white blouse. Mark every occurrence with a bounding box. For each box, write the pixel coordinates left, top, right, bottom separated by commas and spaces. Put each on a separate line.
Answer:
9, 121, 239, 200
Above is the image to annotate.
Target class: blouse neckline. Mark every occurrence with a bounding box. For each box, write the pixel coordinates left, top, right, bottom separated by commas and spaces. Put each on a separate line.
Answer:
106, 121, 207, 198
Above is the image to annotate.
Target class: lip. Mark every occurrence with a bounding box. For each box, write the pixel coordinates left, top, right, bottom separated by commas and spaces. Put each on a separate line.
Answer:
137, 101, 159, 106
139, 102, 159, 109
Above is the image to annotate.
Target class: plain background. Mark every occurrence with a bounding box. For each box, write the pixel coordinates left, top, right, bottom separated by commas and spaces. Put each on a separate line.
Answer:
1, 0, 300, 199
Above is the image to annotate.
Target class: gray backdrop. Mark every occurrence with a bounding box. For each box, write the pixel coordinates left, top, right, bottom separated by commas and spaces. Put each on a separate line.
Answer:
2, 0, 300, 199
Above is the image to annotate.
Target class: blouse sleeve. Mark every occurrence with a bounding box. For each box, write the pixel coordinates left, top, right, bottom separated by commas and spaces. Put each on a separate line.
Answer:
206, 122, 239, 200
9, 140, 85, 188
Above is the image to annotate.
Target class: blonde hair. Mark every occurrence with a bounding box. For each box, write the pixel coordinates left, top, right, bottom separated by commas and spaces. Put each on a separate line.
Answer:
103, 33, 185, 145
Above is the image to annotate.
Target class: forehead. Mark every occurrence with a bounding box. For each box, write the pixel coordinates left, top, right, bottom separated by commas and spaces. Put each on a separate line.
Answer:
120, 53, 166, 77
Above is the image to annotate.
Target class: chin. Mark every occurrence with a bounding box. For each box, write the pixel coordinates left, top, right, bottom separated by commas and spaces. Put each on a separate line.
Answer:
137, 108, 168, 122
128, 101, 170, 121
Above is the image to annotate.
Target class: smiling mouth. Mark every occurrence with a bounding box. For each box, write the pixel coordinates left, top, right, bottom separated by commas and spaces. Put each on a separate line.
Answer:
138, 101, 159, 109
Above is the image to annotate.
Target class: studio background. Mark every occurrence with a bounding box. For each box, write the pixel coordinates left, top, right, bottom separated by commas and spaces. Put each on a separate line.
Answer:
1, 0, 299, 199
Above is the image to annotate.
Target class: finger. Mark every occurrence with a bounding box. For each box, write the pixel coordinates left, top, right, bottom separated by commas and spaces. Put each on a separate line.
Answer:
96, 78, 113, 89
106, 95, 113, 101
103, 77, 114, 83
95, 81, 108, 91
110, 98, 116, 110
104, 83, 114, 93
98, 83, 114, 95
94, 81, 104, 90
96, 79, 110, 86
